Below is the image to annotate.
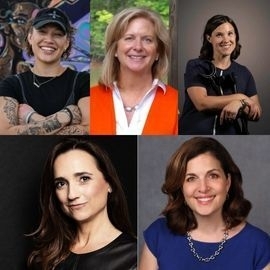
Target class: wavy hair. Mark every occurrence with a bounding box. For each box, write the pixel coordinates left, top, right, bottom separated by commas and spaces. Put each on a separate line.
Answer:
162, 137, 251, 235
28, 137, 134, 270
99, 7, 170, 87
199, 15, 241, 61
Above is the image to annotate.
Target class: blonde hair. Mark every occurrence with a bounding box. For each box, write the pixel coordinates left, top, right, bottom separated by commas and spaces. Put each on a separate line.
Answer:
99, 7, 170, 86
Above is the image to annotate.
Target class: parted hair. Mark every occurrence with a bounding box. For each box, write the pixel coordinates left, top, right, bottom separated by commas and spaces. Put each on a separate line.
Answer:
99, 7, 170, 87
199, 14, 241, 61
28, 137, 134, 270
162, 137, 251, 235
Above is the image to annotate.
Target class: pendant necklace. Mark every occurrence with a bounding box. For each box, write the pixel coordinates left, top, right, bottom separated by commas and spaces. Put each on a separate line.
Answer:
124, 104, 139, 112
186, 229, 229, 262
33, 73, 57, 88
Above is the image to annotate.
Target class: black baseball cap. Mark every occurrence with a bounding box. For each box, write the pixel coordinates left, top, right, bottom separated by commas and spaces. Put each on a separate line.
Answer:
32, 8, 70, 34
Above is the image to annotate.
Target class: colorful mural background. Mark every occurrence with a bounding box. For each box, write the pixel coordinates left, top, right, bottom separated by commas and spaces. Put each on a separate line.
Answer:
0, 0, 90, 80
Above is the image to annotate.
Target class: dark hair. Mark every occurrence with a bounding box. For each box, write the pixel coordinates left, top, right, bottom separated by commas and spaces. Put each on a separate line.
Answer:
28, 137, 134, 270
25, 8, 75, 59
162, 137, 251, 235
199, 15, 241, 60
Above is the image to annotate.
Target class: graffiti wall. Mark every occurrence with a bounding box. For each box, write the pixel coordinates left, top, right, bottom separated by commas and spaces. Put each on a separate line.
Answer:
0, 0, 90, 80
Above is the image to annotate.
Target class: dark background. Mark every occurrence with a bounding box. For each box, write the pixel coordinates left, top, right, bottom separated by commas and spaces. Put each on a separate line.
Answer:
0, 136, 137, 269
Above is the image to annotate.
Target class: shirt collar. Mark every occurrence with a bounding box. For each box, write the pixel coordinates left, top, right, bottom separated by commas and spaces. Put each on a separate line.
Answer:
113, 79, 166, 94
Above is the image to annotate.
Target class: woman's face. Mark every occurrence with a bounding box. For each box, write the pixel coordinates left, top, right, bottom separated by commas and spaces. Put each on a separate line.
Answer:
27, 24, 69, 64
182, 152, 231, 220
207, 22, 236, 59
116, 17, 159, 76
53, 149, 110, 224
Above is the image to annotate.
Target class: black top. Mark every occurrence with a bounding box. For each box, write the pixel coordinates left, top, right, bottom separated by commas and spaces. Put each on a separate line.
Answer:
180, 58, 257, 135
55, 233, 137, 270
0, 68, 89, 116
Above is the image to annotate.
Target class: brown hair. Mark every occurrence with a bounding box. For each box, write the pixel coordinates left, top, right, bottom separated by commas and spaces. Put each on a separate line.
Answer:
28, 137, 134, 270
199, 15, 241, 60
99, 7, 170, 86
162, 137, 251, 235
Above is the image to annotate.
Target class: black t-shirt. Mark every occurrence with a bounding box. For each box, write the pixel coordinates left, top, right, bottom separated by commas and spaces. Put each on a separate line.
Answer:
0, 68, 89, 116
55, 233, 137, 270
180, 58, 257, 135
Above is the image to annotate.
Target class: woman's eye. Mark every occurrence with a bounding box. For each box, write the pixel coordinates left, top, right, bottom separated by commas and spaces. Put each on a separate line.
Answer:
124, 36, 133, 41
209, 173, 219, 179
186, 176, 196, 182
55, 181, 66, 189
80, 176, 91, 183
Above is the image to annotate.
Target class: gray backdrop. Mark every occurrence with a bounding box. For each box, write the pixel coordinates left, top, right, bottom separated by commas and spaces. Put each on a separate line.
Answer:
177, 0, 270, 134
138, 135, 270, 253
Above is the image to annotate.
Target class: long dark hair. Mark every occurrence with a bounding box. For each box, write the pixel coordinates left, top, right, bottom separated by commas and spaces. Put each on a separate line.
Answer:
199, 15, 241, 60
28, 137, 134, 270
162, 137, 251, 235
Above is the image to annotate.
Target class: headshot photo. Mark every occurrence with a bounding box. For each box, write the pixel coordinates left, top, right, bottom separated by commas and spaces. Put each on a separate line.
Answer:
0, 135, 137, 269
138, 135, 270, 269
173, 0, 270, 134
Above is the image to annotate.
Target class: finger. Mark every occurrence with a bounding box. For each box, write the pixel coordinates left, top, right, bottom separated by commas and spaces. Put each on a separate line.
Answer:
220, 110, 225, 125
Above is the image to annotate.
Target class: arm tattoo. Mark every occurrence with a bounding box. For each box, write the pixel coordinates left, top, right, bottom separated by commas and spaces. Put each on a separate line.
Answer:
3, 97, 18, 125
56, 125, 89, 135
42, 117, 62, 133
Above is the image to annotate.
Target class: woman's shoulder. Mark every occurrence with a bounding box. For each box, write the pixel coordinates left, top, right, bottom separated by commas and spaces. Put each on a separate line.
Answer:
230, 61, 253, 75
244, 223, 270, 240
144, 217, 173, 237
231, 222, 270, 248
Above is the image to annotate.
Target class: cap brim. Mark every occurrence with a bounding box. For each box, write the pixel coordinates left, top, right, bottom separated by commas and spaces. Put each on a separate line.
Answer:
34, 20, 67, 34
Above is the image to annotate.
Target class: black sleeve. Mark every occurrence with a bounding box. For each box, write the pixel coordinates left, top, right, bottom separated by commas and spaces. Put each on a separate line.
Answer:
74, 71, 90, 103
0, 75, 21, 102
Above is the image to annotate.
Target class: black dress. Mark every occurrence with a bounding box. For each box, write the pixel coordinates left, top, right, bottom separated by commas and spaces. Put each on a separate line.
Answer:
55, 233, 137, 270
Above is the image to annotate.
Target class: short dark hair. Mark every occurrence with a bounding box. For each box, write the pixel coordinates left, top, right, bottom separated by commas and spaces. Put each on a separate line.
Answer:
199, 15, 241, 60
162, 137, 251, 235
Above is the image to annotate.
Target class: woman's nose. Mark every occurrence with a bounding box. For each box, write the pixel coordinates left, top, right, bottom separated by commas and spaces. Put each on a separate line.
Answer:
133, 38, 143, 50
68, 184, 80, 200
198, 179, 210, 193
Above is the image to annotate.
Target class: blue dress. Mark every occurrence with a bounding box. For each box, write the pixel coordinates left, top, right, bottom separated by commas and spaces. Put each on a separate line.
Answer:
180, 58, 258, 134
144, 217, 270, 270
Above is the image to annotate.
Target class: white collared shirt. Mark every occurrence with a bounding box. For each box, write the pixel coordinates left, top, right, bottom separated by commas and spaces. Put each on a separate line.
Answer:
112, 79, 166, 135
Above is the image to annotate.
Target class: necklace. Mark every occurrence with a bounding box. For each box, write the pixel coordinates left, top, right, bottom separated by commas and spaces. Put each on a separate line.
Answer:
186, 229, 229, 262
33, 73, 57, 88
124, 105, 139, 112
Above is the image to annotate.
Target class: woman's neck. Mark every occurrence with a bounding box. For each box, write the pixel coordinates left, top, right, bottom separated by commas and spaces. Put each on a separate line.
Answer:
72, 212, 121, 253
32, 62, 66, 77
212, 55, 231, 70
190, 214, 228, 242
118, 70, 153, 93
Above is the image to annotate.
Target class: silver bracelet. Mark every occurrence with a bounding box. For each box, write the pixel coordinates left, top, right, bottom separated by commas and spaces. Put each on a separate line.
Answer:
25, 111, 36, 124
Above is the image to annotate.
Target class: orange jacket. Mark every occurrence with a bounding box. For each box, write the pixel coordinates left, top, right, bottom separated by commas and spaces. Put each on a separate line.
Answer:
90, 84, 178, 135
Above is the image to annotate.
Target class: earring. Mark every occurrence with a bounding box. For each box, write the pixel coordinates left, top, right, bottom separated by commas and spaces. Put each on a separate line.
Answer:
108, 187, 112, 193
115, 53, 118, 57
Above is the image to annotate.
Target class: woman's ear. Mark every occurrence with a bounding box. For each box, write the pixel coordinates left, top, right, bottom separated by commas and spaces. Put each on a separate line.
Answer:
226, 173, 231, 192
206, 35, 211, 43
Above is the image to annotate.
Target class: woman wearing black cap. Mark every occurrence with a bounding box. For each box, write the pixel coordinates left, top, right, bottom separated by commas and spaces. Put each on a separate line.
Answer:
0, 7, 89, 135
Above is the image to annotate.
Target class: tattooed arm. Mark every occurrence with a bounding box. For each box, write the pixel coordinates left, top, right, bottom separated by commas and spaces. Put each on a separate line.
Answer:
55, 96, 89, 135
0, 96, 72, 135
19, 96, 89, 135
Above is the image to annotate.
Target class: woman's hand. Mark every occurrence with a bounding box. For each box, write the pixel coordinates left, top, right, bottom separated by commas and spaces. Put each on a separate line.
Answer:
243, 97, 261, 121
219, 100, 242, 125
